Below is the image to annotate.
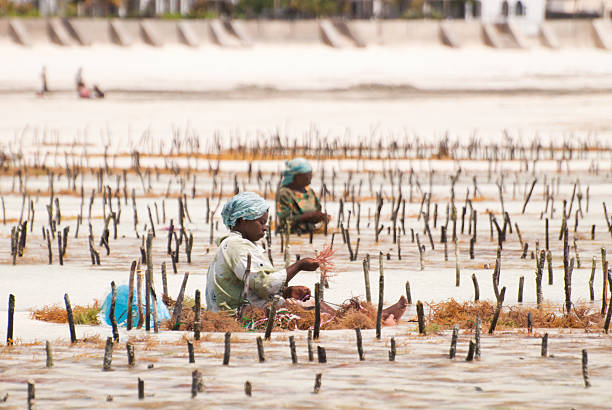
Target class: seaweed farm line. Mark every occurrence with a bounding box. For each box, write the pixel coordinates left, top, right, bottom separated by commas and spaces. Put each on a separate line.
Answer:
1, 130, 612, 408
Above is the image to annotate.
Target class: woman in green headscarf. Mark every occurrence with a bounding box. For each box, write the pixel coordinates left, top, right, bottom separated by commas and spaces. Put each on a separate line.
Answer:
276, 158, 328, 233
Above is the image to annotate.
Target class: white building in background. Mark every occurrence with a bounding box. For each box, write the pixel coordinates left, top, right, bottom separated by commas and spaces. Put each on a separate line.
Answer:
468, 0, 546, 33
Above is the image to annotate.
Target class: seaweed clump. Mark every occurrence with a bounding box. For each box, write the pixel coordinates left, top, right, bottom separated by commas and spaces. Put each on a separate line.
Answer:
427, 299, 604, 331
30, 302, 101, 325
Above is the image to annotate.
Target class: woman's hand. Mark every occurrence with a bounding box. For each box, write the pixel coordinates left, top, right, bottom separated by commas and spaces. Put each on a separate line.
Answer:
298, 257, 320, 271
298, 211, 328, 224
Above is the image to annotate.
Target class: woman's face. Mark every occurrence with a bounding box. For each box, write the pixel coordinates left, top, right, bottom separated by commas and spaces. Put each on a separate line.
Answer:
293, 172, 312, 188
234, 211, 269, 242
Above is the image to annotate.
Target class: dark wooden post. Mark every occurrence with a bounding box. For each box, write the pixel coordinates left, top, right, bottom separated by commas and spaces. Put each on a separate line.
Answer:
187, 340, 195, 363
7, 294, 14, 345
449, 325, 458, 359
541, 333, 548, 357
582, 349, 591, 388
416, 301, 426, 335
127, 342, 135, 367
264, 297, 279, 341
289, 335, 298, 364
388, 337, 396, 361
138, 378, 144, 399
103, 336, 113, 371
376, 252, 384, 340
355, 328, 365, 360
222, 332, 231, 365
317, 346, 327, 363
314, 283, 321, 340
488, 287, 506, 334
307, 330, 314, 361
45, 340, 53, 367
64, 293, 77, 343
256, 336, 265, 362
127, 261, 136, 331
193, 290, 201, 341
110, 281, 119, 342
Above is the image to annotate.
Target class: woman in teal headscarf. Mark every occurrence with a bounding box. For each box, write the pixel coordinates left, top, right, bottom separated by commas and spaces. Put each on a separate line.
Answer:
205, 192, 319, 313
276, 158, 328, 233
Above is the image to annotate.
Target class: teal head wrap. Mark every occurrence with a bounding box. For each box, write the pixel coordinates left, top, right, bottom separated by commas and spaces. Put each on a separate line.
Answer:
281, 158, 312, 187
221, 192, 270, 229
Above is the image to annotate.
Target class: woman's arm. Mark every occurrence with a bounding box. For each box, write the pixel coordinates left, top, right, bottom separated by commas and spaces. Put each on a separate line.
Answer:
285, 258, 319, 283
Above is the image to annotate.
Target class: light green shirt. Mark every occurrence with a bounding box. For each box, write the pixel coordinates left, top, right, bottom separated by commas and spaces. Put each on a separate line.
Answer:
205, 231, 287, 312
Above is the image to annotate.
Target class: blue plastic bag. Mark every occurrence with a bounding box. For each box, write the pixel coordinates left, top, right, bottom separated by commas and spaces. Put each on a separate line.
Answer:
101, 284, 170, 328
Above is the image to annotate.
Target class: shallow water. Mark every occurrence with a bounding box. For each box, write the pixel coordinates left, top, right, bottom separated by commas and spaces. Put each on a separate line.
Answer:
1, 80, 612, 407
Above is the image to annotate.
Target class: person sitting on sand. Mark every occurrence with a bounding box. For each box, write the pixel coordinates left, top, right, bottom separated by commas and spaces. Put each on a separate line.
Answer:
205, 191, 320, 313
277, 158, 328, 234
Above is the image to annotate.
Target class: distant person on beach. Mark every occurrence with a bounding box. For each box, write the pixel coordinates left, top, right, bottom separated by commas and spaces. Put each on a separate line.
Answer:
205, 192, 408, 326
205, 192, 320, 313
36, 66, 48, 97
75, 67, 105, 99
77, 81, 90, 98
276, 158, 328, 234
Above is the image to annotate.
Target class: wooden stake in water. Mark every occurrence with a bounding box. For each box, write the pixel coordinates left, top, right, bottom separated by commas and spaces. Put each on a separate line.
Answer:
416, 301, 426, 335
27, 380, 35, 410
103, 337, 113, 371
244, 381, 252, 397
454, 239, 460, 287
161, 262, 168, 300
289, 335, 298, 364
536, 250, 545, 308
449, 325, 458, 359
317, 346, 327, 363
192, 370, 203, 398
405, 280, 412, 304
362, 256, 372, 303
541, 333, 548, 357
527, 312, 533, 333
110, 281, 119, 342
314, 283, 321, 340
138, 378, 144, 399
223, 332, 231, 365
64, 293, 77, 343
187, 340, 195, 363
388, 337, 396, 361
518, 276, 524, 303
127, 261, 136, 331
355, 328, 365, 360
475, 316, 481, 359
193, 290, 201, 341
547, 250, 553, 285
313, 373, 322, 393
7, 294, 15, 345
256, 336, 265, 362
171, 272, 190, 330
602, 249, 608, 315
376, 252, 384, 340
307, 330, 314, 361
45, 340, 53, 367
472, 274, 479, 301
488, 287, 506, 334
466, 340, 475, 361
127, 342, 135, 367
136, 263, 144, 329
264, 296, 279, 341
582, 349, 591, 388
